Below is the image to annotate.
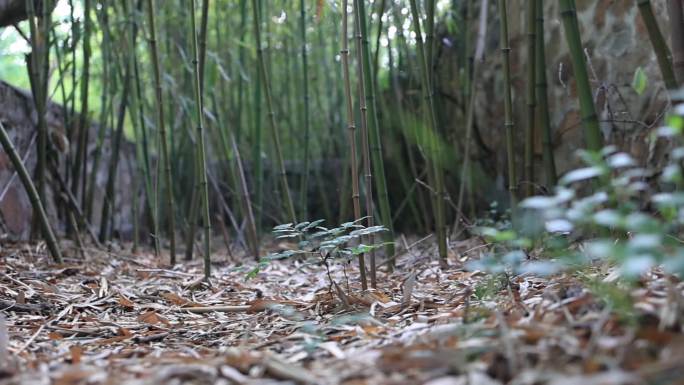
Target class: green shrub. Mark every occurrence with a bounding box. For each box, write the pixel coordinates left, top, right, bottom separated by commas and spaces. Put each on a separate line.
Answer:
468, 107, 684, 283
248, 218, 390, 279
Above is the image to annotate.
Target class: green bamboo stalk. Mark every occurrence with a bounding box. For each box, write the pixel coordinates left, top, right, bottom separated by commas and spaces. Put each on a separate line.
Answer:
356, 0, 395, 266
250, 0, 297, 224
408, 0, 448, 268
145, 0, 177, 263
188, 0, 213, 278
199, 0, 209, 94
386, 38, 428, 232
425, 0, 436, 82
100, 0, 135, 243
229, 130, 260, 259
65, 0, 77, 153
237, 0, 248, 145
24, 0, 50, 237
0, 121, 62, 263
252, 0, 264, 231
637, 0, 678, 89
184, 0, 211, 261
668, 0, 684, 85
184, 156, 201, 261
353, 0, 377, 288
456, 0, 487, 236
131, 29, 161, 254
299, 0, 311, 220
524, 0, 536, 197
372, 0, 387, 79
251, 94, 264, 224
498, 0, 517, 206
341, 0, 368, 291
85, 4, 114, 224
129, 157, 140, 252
387, 15, 432, 233
559, 0, 603, 151
72, 0, 91, 206
535, 0, 557, 187
99, 64, 131, 243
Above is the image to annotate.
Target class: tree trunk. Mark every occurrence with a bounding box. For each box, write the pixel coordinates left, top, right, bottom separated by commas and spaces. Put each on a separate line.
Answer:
0, 0, 53, 27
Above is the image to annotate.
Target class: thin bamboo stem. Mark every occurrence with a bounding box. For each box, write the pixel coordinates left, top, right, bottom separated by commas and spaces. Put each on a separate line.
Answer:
0, 121, 62, 263
535, 0, 557, 187
408, 0, 448, 268
559, 0, 603, 151
638, 0, 678, 89
498, 0, 517, 206
72, 0, 91, 209
524, 0, 536, 197
189, 0, 213, 278
455, 0, 488, 237
668, 0, 684, 85
353, 0, 377, 288
356, 0, 395, 268
341, 0, 368, 291
99, 64, 131, 242
250, 0, 297, 224
145, 0, 177, 262
299, 0, 310, 220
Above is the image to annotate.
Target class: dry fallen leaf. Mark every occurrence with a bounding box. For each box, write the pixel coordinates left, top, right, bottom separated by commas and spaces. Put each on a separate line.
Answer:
137, 311, 171, 326
69, 345, 82, 365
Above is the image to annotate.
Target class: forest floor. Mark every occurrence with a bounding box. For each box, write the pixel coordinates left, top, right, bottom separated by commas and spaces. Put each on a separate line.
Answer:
1, 237, 684, 385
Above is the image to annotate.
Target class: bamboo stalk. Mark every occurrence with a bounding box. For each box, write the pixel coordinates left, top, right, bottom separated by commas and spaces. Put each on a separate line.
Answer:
84, 3, 111, 223
299, 0, 310, 220
188, 0, 213, 278
99, 1, 136, 242
131, 25, 160, 254
71, 0, 91, 208
145, 0, 178, 263
184, 0, 211, 261
408, 0, 448, 268
99, 64, 131, 242
524, 0, 536, 197
455, 0, 488, 237
252, 0, 264, 231
425, 0, 436, 83
0, 121, 62, 263
372, 0, 387, 79
637, 0, 678, 89
250, 0, 297, 224
668, 0, 684, 86
498, 0, 517, 206
535, 0, 557, 187
237, 0, 248, 145
341, 0, 368, 291
356, 0, 396, 269
230, 131, 260, 259
559, 0, 603, 151
199, 0, 209, 94
24, 0, 51, 239
353, 0, 377, 288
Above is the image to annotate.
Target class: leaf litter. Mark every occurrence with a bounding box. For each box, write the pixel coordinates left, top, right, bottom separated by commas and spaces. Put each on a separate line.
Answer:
1, 238, 684, 385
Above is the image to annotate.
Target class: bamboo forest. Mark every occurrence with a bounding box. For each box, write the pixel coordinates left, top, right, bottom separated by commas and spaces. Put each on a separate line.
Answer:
2, 0, 684, 383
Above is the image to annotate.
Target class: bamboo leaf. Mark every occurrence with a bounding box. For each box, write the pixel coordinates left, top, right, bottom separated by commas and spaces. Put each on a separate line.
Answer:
632, 66, 648, 95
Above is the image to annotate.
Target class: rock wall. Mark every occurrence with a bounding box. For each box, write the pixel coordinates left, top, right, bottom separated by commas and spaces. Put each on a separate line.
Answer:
435, 0, 673, 200
0, 80, 137, 240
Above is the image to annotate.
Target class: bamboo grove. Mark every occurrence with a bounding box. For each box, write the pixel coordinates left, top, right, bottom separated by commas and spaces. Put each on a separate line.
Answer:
1, 0, 681, 284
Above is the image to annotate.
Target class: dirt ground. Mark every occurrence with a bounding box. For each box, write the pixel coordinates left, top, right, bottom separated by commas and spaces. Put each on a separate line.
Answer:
1, 237, 684, 385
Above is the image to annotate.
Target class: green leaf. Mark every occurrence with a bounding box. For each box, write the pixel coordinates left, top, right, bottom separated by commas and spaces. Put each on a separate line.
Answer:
632, 66, 648, 95
560, 166, 605, 185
